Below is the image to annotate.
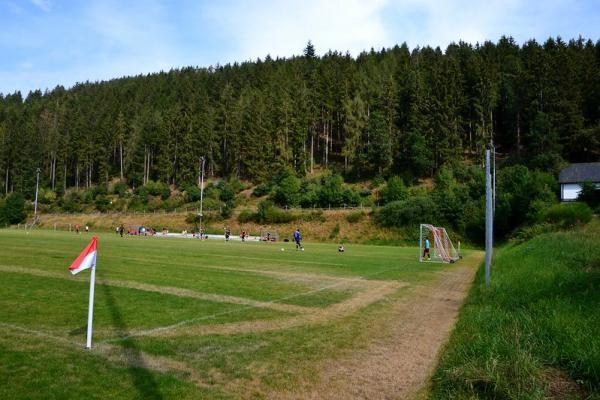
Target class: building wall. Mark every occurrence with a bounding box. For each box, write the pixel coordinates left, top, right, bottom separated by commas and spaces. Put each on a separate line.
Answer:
561, 182, 600, 201
561, 183, 582, 201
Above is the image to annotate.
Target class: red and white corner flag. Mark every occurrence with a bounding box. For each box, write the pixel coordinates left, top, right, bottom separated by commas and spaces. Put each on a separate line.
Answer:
69, 236, 98, 349
69, 236, 97, 275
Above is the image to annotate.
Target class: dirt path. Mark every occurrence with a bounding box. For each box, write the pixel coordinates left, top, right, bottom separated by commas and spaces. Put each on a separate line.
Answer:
272, 261, 481, 400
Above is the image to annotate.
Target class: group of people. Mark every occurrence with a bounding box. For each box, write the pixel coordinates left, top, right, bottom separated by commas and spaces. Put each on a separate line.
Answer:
73, 224, 90, 234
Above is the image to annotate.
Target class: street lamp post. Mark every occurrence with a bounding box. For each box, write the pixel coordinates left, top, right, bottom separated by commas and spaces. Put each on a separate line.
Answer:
198, 156, 205, 231
34, 167, 41, 217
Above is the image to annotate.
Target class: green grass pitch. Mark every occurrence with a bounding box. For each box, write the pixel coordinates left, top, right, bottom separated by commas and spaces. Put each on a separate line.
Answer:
0, 229, 474, 399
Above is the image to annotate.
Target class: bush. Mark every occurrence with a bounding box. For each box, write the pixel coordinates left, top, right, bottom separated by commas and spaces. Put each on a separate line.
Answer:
538, 202, 592, 227
346, 211, 366, 223
318, 174, 345, 207
112, 181, 128, 196
145, 181, 170, 200
237, 210, 256, 223
185, 186, 202, 202
329, 223, 340, 239
218, 181, 235, 203
272, 174, 301, 207
255, 201, 297, 224
380, 176, 408, 204
39, 188, 57, 204
252, 182, 273, 197
94, 195, 111, 212
1, 192, 26, 224
578, 181, 600, 209
375, 195, 438, 227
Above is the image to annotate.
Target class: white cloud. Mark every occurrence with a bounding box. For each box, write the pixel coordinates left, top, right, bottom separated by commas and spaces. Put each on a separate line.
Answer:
30, 0, 51, 12
205, 0, 391, 61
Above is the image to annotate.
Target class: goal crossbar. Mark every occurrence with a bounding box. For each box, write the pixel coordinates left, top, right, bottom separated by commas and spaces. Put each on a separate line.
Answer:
419, 224, 459, 263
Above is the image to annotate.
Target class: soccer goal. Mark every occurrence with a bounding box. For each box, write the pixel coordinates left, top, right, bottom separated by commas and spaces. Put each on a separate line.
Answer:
419, 224, 459, 263
261, 230, 279, 242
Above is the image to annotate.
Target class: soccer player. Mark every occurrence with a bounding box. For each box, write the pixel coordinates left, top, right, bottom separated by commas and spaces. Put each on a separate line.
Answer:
423, 237, 431, 260
293, 228, 303, 250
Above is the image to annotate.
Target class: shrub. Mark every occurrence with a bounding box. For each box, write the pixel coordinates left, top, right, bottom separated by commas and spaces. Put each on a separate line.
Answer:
218, 181, 235, 203
380, 176, 408, 204
318, 174, 345, 207
252, 183, 272, 197
375, 195, 438, 227
299, 210, 326, 222
577, 181, 600, 209
39, 188, 57, 204
1, 192, 26, 224
538, 202, 592, 227
255, 201, 297, 224
145, 181, 170, 200
346, 211, 366, 223
237, 210, 256, 223
94, 195, 111, 212
272, 174, 301, 207
185, 186, 202, 202
329, 223, 340, 239
112, 181, 128, 196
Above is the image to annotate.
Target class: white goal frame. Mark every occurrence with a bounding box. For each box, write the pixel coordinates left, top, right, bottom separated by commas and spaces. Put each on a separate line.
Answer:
419, 224, 459, 263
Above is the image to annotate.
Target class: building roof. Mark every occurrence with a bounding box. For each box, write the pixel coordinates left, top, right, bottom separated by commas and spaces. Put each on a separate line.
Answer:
558, 162, 600, 183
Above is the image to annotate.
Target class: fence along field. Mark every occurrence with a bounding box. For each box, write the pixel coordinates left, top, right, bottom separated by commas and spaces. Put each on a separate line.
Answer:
0, 229, 483, 399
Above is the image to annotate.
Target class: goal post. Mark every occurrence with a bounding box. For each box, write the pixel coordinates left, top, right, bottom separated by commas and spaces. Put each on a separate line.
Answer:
419, 224, 459, 263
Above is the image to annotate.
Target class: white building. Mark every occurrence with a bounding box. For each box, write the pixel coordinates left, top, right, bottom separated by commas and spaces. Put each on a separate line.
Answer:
558, 162, 600, 201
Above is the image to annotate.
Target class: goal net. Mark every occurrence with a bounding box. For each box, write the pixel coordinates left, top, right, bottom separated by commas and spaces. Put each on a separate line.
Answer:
260, 230, 279, 242
419, 224, 459, 263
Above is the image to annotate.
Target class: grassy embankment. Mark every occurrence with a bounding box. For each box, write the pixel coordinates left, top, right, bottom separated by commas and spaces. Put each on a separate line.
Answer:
429, 219, 600, 399
36, 209, 405, 244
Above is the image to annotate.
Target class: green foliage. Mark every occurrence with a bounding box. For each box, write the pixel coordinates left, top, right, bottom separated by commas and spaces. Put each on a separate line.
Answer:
538, 202, 593, 227
272, 172, 301, 207
237, 210, 256, 223
252, 182, 273, 197
375, 196, 438, 228
346, 211, 366, 223
94, 195, 111, 212
578, 181, 600, 209
329, 223, 341, 239
144, 181, 170, 200
112, 181, 128, 196
255, 200, 297, 224
1, 192, 26, 224
185, 185, 202, 203
318, 174, 345, 207
380, 176, 408, 204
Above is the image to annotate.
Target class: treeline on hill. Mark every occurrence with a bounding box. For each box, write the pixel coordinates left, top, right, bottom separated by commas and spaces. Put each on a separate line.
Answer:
1, 36, 600, 238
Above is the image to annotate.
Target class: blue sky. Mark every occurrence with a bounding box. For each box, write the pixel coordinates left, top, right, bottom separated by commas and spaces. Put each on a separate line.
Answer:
1, 0, 600, 96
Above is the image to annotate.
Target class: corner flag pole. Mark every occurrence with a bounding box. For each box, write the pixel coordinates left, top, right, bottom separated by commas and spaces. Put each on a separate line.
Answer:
68, 236, 98, 349
86, 264, 96, 349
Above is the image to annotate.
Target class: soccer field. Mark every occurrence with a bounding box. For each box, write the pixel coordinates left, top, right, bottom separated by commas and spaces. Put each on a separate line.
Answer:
0, 229, 482, 399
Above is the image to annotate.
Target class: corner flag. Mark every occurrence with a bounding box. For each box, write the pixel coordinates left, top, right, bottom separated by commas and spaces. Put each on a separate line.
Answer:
69, 236, 98, 349
69, 236, 97, 275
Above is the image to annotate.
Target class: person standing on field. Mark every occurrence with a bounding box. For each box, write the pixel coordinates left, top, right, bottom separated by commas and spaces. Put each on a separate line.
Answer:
423, 237, 431, 260
293, 228, 303, 250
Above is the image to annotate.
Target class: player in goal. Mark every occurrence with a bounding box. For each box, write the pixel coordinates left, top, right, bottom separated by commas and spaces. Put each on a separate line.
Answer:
419, 224, 460, 263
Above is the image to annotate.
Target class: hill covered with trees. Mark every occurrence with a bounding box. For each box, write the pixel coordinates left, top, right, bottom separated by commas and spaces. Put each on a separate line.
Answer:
2, 36, 599, 195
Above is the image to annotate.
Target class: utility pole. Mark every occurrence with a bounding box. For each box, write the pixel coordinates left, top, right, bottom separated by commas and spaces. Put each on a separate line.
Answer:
198, 156, 205, 229
485, 148, 493, 287
34, 167, 41, 217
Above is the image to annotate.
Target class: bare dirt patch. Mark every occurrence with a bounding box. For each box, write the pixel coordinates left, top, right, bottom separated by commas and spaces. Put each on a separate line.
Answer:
271, 261, 482, 400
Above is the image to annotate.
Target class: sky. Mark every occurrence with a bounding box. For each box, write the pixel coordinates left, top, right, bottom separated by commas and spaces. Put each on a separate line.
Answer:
1, 0, 600, 96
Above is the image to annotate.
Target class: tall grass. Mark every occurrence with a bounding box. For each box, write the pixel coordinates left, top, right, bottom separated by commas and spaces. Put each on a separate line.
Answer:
430, 220, 600, 399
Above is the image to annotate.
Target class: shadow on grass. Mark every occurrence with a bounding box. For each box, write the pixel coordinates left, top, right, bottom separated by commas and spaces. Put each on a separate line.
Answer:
100, 281, 163, 400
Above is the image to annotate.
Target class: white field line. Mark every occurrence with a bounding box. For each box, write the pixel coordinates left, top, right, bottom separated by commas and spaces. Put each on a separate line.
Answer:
0, 265, 315, 314
100, 266, 404, 344
0, 322, 80, 347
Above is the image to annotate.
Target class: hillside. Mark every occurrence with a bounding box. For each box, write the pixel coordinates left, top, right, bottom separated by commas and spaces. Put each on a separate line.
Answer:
2, 36, 600, 200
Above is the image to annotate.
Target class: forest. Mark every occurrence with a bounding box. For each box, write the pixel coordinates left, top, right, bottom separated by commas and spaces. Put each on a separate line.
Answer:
2, 36, 600, 192
0, 36, 599, 240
